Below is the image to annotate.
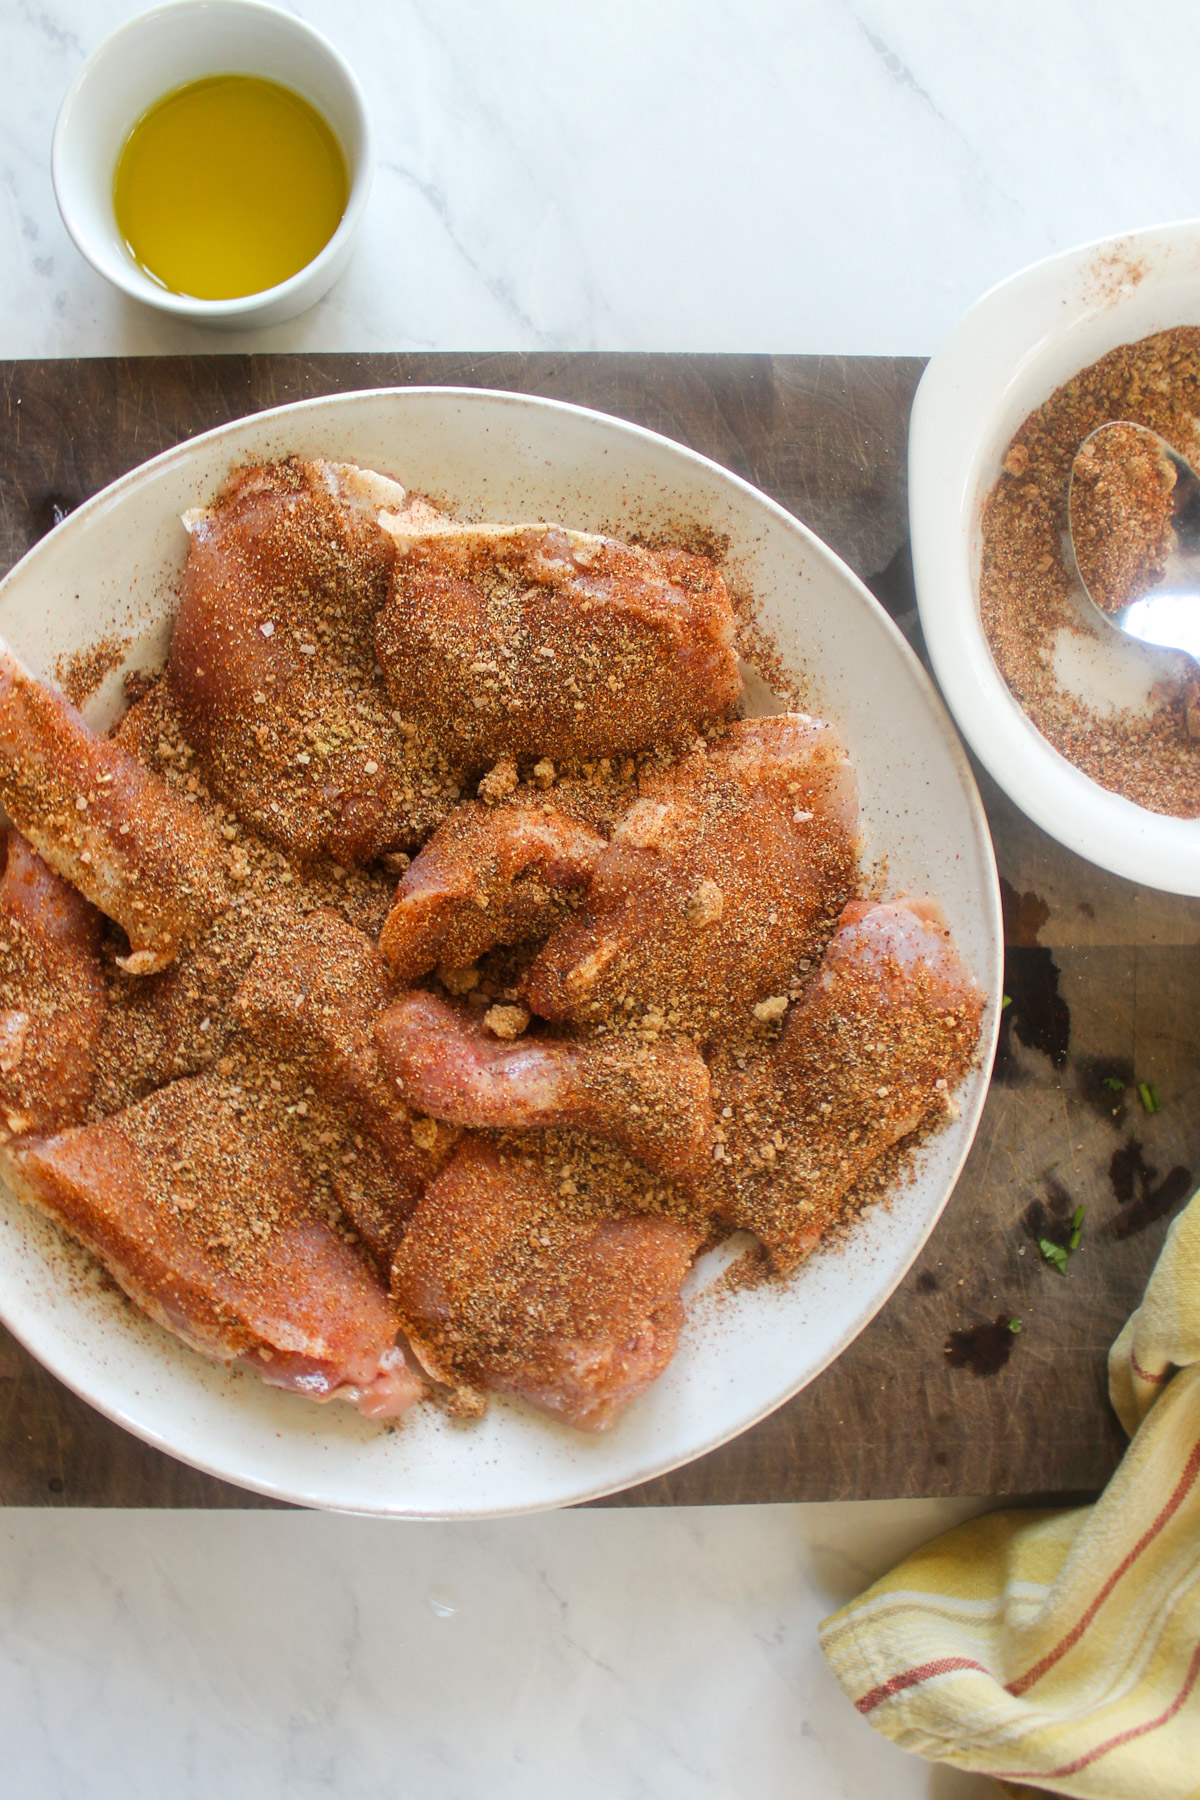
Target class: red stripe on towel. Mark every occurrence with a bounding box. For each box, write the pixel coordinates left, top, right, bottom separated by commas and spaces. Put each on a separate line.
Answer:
1006, 1436, 1200, 1697
1000, 1640, 1200, 1781
856, 1657, 988, 1716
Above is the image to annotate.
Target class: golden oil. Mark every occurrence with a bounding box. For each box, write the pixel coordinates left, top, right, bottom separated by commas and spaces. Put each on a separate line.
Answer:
113, 75, 348, 301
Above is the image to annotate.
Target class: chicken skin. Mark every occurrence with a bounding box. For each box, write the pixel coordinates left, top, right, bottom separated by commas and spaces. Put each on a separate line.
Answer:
232, 909, 455, 1265
5, 1073, 421, 1419
378, 794, 606, 981
708, 899, 984, 1272
375, 519, 740, 766
170, 459, 463, 863
0, 639, 222, 972
523, 714, 858, 1032
376, 990, 714, 1184
0, 830, 107, 1141
390, 1137, 701, 1430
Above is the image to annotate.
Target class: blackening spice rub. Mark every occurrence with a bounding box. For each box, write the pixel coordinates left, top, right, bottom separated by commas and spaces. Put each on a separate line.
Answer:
981, 326, 1200, 817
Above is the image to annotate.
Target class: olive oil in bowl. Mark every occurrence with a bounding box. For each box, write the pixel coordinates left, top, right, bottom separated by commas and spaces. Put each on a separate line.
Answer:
113, 75, 348, 301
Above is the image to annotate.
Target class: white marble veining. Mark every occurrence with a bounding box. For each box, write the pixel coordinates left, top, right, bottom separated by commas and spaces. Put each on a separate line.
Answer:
0, 1502, 1001, 1800
4, 0, 1200, 358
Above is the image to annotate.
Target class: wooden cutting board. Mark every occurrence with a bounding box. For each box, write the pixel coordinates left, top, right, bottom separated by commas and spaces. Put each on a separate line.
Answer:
1, 352, 1196, 1510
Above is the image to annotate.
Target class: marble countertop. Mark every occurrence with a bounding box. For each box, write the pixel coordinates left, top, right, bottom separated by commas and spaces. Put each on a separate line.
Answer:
5, 0, 1200, 361
1, 1501, 1000, 1800
1, 1, 1186, 1793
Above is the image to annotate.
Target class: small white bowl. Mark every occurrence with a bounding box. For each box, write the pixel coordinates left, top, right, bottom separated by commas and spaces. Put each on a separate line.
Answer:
52, 0, 373, 328
910, 219, 1200, 895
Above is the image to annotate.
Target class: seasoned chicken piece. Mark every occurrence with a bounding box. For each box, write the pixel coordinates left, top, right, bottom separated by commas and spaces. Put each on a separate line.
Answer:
231, 909, 455, 1265
73, 675, 423, 1129
708, 899, 984, 1272
375, 519, 740, 765
170, 459, 463, 863
391, 1137, 701, 1430
378, 794, 606, 981
0, 640, 223, 973
88, 872, 321, 1118
376, 990, 713, 1183
5, 1073, 420, 1419
0, 830, 107, 1141
523, 714, 858, 1032
82, 678, 402, 1116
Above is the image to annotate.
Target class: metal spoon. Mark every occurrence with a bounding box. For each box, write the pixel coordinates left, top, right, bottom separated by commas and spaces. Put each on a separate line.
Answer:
1068, 421, 1200, 659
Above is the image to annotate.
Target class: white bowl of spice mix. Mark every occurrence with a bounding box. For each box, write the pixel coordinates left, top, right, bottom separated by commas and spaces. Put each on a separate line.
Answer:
52, 0, 373, 328
910, 219, 1200, 894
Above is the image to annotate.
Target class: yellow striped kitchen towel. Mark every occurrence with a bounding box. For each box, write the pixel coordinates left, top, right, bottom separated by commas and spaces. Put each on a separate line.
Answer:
820, 1192, 1200, 1798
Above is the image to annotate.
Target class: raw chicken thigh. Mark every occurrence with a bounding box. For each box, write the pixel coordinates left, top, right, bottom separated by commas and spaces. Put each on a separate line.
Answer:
0, 640, 222, 972
232, 909, 455, 1265
0, 830, 107, 1140
170, 459, 462, 862
377, 989, 714, 1184
379, 793, 606, 981
390, 1137, 701, 1430
708, 899, 984, 1272
5, 1072, 420, 1419
375, 519, 740, 765
523, 714, 858, 1031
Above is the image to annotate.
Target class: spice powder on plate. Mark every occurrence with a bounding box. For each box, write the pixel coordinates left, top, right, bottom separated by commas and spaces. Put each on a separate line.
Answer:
979, 325, 1200, 817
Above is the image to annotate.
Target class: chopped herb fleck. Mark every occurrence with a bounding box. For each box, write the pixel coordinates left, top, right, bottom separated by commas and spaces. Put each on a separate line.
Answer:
1102, 1076, 1125, 1092
1008, 1318, 1023, 1333
1001, 994, 1012, 1010
1138, 1082, 1161, 1115
1038, 1236, 1070, 1274
1069, 1204, 1085, 1251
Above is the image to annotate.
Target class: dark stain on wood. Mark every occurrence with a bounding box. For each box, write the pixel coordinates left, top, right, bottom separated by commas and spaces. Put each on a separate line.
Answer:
1076, 1056, 1134, 1124
994, 946, 1071, 1077
1109, 1137, 1192, 1238
945, 1316, 1018, 1376
1111, 1137, 1152, 1205
1114, 1168, 1192, 1237
999, 876, 1050, 945
28, 489, 80, 539
1021, 1175, 1076, 1247
1043, 1176, 1079, 1241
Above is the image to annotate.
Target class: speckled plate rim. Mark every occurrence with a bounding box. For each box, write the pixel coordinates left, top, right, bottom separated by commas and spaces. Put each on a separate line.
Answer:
909, 217, 1200, 895
0, 385, 1002, 1516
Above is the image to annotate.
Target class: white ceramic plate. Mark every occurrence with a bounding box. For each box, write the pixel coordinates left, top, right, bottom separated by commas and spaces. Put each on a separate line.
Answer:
910, 218, 1200, 894
0, 388, 1001, 1516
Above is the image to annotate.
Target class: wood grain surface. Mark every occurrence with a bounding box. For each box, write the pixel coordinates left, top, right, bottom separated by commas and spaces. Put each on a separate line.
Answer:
1, 352, 1195, 1510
